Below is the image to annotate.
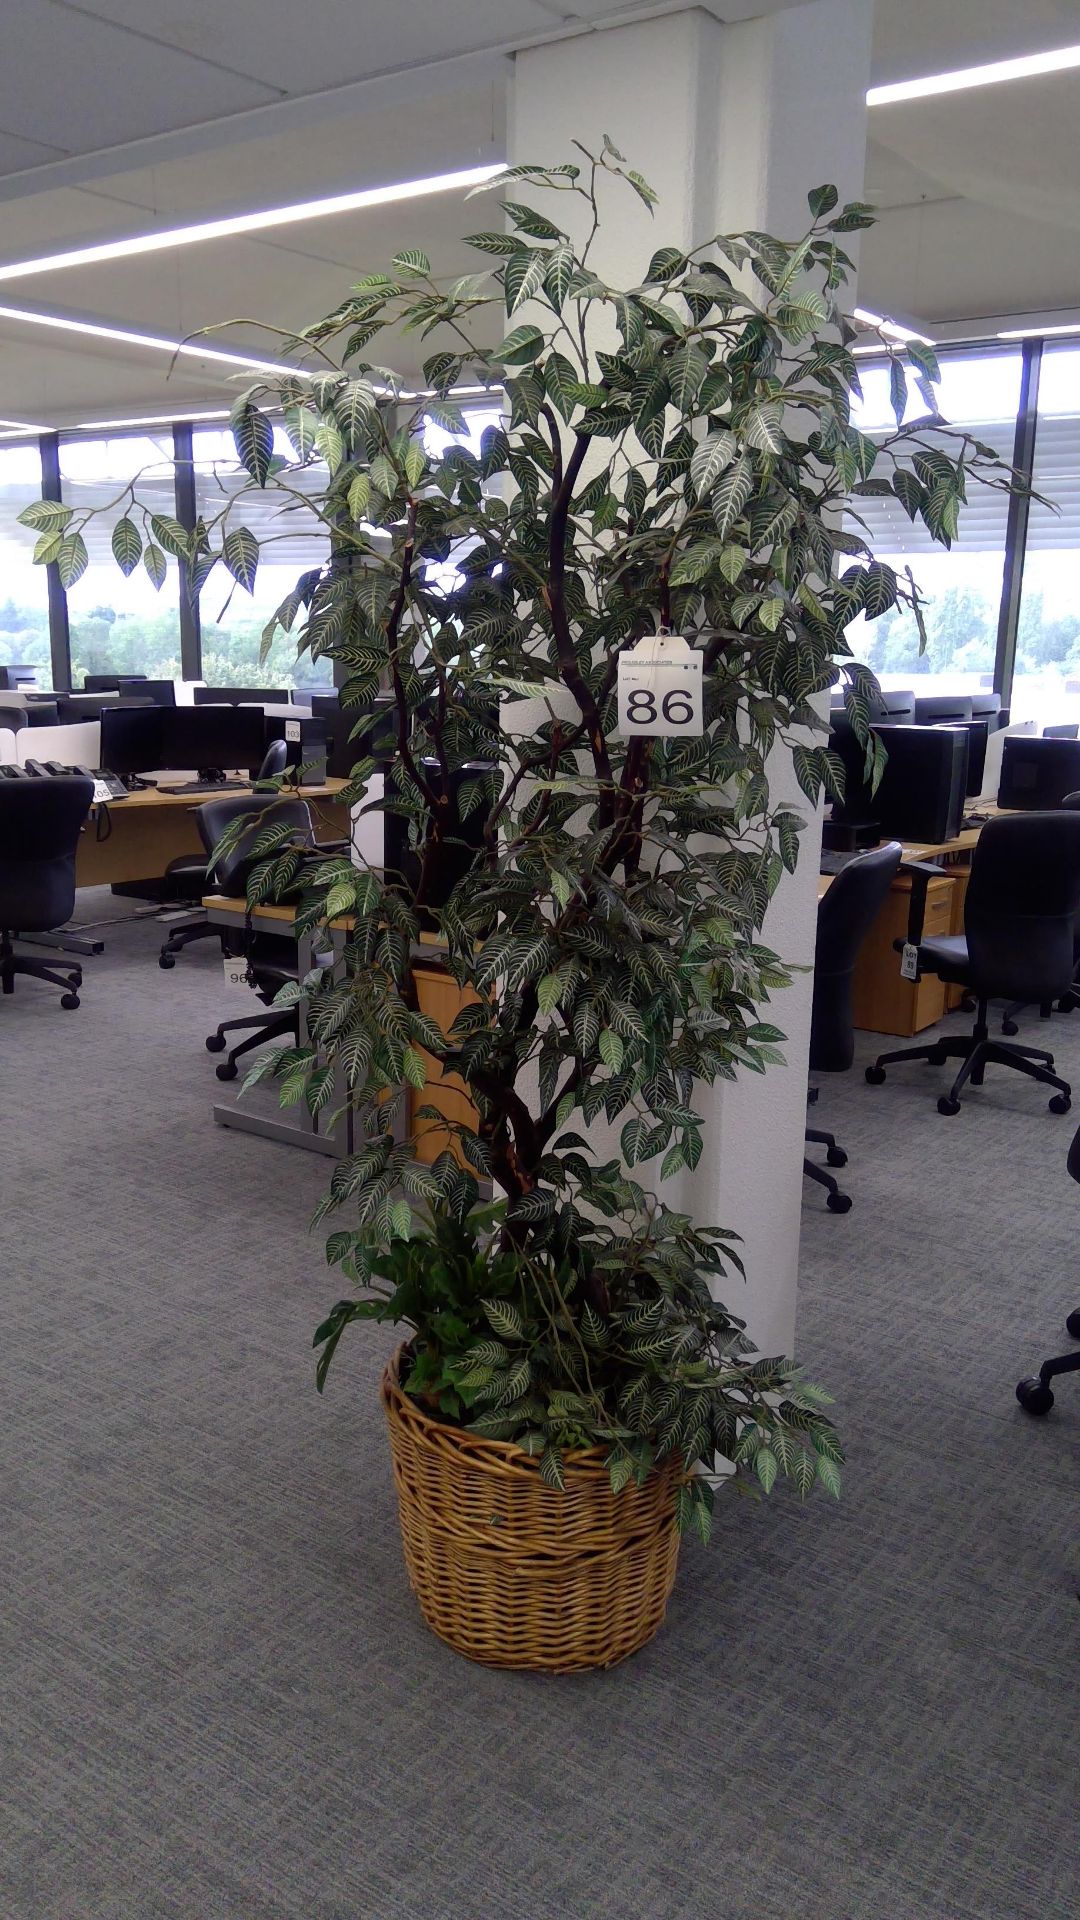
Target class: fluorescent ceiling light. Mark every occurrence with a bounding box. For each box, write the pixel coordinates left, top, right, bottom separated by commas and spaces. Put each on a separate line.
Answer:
999, 322, 1080, 340
868, 42, 1080, 106
0, 164, 506, 285
72, 408, 231, 430
852, 306, 934, 347
0, 415, 46, 431
0, 302, 296, 375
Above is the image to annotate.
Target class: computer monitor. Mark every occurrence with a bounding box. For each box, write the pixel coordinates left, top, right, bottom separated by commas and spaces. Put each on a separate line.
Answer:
162, 705, 266, 777
1043, 723, 1079, 740
933, 716, 990, 799
872, 724, 968, 843
969, 691, 1002, 725
83, 672, 147, 692
194, 685, 290, 706
100, 706, 166, 779
826, 716, 876, 824
872, 688, 916, 726
314, 693, 396, 779
137, 679, 177, 707
913, 694, 973, 727
974, 719, 1035, 805
997, 735, 1080, 811
0, 665, 38, 690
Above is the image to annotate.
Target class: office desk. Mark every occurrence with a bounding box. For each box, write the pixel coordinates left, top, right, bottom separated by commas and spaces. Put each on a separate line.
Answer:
203, 899, 480, 1161
75, 779, 350, 887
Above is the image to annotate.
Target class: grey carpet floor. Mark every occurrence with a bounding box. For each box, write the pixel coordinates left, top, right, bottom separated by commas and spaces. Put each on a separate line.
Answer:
1, 895, 1077, 1920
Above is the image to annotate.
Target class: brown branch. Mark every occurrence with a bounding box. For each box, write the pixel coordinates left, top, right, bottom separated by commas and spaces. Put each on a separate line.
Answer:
545, 430, 616, 820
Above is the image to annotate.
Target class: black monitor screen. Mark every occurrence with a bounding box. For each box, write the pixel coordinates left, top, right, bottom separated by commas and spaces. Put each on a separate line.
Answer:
163, 705, 266, 772
194, 685, 289, 706
100, 706, 166, 776
84, 672, 147, 692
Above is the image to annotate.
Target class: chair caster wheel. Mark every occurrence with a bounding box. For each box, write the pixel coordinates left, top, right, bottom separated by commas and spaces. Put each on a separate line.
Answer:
826, 1146, 848, 1167
1065, 1308, 1080, 1339
206, 1033, 227, 1053
959, 994, 976, 1012
865, 1064, 886, 1085
826, 1192, 852, 1214
60, 993, 80, 1010
1057, 997, 1074, 1014
1049, 1094, 1071, 1114
158, 952, 176, 970
1001, 1019, 1019, 1036
1016, 1377, 1054, 1416
215, 1062, 238, 1082
937, 1096, 961, 1116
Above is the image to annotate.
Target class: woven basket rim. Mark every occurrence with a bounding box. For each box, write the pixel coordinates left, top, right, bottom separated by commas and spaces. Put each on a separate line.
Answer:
383, 1343, 638, 1481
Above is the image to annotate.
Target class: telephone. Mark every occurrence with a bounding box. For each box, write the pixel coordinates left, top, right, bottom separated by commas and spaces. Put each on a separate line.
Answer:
18, 759, 128, 801
0, 763, 30, 778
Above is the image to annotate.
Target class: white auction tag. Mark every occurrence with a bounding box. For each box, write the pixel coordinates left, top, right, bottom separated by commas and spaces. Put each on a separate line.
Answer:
616, 633, 703, 738
900, 942, 920, 982
223, 956, 250, 989
284, 719, 302, 743
91, 778, 114, 804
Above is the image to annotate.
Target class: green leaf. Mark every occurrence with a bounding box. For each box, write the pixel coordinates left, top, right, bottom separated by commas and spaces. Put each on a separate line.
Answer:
230, 399, 274, 486
889, 355, 908, 429
690, 429, 737, 498
598, 1028, 624, 1073
502, 201, 564, 242
392, 248, 431, 274
506, 249, 546, 314
495, 324, 545, 365
347, 472, 371, 522
815, 1454, 842, 1498
33, 531, 63, 565
482, 1298, 525, 1341
55, 532, 88, 589
389, 1200, 413, 1239
755, 1446, 778, 1493
111, 517, 142, 575
539, 1445, 565, 1491
465, 231, 528, 257
807, 183, 839, 218
543, 244, 576, 310
143, 542, 166, 591
744, 401, 785, 454
223, 526, 259, 593
283, 403, 318, 460
668, 342, 709, 411
17, 499, 72, 534
402, 1045, 427, 1090
149, 512, 189, 560
711, 453, 754, 537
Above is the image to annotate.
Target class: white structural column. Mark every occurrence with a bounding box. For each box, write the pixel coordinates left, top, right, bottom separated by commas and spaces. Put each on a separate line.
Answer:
509, 1, 874, 1352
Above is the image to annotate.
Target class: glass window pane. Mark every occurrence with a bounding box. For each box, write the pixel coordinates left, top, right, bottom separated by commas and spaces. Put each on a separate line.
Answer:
193, 427, 331, 690
1012, 343, 1080, 728
0, 441, 53, 687
845, 348, 1021, 698
59, 433, 183, 687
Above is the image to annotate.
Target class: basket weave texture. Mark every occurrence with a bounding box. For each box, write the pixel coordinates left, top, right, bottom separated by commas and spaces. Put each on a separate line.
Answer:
381, 1349, 682, 1672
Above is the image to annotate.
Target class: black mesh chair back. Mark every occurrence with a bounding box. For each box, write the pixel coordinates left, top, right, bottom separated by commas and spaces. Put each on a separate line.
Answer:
0, 775, 93, 930
963, 812, 1080, 1004
254, 738, 289, 787
811, 841, 902, 1073
197, 792, 313, 895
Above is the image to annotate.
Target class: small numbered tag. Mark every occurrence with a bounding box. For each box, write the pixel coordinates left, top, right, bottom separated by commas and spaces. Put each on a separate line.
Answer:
900, 941, 920, 982
616, 633, 703, 738
92, 778, 115, 804
284, 719, 302, 743
223, 956, 250, 989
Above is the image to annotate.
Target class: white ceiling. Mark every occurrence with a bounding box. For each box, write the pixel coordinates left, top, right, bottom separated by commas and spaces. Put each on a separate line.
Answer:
0, 0, 1077, 427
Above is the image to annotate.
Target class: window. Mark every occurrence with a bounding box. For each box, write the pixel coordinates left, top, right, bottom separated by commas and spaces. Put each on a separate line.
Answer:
192, 427, 331, 690
0, 441, 52, 687
1011, 344, 1080, 729
845, 349, 1022, 699
59, 433, 183, 688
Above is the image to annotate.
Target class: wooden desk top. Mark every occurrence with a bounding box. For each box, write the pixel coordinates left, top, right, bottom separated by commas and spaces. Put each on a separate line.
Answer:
92, 776, 348, 814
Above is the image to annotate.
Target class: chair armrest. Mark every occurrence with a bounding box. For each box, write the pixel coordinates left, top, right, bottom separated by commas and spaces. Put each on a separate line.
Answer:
894, 858, 946, 952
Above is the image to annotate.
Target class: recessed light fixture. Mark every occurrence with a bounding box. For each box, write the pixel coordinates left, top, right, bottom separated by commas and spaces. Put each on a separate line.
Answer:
0, 164, 507, 285
0, 415, 47, 431
998, 322, 1080, 340
72, 408, 232, 431
0, 302, 297, 375
868, 42, 1080, 106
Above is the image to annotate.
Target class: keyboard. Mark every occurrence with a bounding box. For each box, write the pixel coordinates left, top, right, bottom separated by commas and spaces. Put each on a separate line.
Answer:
819, 849, 859, 875
158, 777, 249, 796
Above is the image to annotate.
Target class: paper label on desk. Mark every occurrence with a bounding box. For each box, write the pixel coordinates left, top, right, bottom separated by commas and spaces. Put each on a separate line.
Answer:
616, 634, 703, 737
223, 957, 250, 989
92, 778, 114, 804
900, 942, 920, 982
284, 719, 302, 743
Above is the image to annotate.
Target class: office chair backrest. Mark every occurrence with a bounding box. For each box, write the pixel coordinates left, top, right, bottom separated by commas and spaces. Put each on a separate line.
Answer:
0, 774, 94, 932
1067, 1120, 1080, 1187
810, 841, 903, 1073
253, 738, 289, 787
197, 792, 314, 895
964, 812, 1080, 1003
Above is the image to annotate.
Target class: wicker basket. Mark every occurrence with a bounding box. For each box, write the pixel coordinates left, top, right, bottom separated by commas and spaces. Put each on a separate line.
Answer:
381, 1349, 682, 1672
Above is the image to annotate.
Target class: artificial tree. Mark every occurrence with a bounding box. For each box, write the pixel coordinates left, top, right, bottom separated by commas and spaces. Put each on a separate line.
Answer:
25, 145, 1009, 1530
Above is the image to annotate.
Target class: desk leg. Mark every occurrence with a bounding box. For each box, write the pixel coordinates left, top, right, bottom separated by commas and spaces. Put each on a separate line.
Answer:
211, 924, 355, 1158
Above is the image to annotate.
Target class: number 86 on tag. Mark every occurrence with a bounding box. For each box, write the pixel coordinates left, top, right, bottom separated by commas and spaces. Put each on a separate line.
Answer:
616, 633, 704, 738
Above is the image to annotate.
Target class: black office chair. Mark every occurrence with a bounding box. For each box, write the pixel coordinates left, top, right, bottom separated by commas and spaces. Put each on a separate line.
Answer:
1016, 1122, 1080, 1414
158, 740, 292, 968
198, 790, 315, 1081
805, 841, 903, 1211
866, 812, 1080, 1115
1000, 789, 1080, 1033
0, 774, 94, 1007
